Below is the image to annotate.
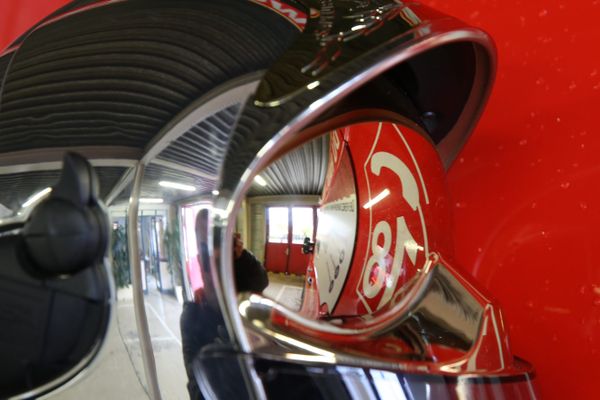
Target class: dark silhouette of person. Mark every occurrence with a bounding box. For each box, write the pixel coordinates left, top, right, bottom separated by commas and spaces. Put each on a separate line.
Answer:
233, 233, 268, 293
180, 209, 222, 400
180, 211, 269, 399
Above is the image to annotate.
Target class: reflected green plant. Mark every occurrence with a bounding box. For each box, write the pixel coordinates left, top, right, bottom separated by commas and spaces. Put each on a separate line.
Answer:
111, 224, 130, 288
164, 218, 183, 287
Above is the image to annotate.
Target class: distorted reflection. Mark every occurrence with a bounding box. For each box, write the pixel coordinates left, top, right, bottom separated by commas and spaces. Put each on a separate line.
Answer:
74, 171, 188, 400
238, 134, 328, 311
224, 119, 534, 399
0, 0, 524, 397
240, 121, 443, 320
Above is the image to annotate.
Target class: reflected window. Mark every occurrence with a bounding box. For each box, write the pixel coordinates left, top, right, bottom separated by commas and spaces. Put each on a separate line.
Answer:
292, 207, 314, 244
267, 207, 289, 243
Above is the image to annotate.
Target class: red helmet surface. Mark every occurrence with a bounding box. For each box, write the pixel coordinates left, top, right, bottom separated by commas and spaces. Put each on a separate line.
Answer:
304, 121, 453, 318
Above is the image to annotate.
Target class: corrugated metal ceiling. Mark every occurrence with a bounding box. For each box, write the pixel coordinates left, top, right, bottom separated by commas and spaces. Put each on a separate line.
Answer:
0, 0, 324, 207
247, 135, 328, 197
0, 166, 127, 213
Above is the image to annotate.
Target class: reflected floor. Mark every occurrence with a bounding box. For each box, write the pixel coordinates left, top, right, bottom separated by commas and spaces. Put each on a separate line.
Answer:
46, 287, 187, 400
263, 272, 305, 311
44, 273, 305, 399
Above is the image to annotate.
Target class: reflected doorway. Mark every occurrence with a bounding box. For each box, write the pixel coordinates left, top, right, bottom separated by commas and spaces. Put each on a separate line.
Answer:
139, 212, 172, 293
264, 206, 316, 275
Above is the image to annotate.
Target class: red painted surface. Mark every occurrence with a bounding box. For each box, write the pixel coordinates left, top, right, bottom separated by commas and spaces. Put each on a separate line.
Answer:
282, 255, 534, 381
305, 122, 451, 317
287, 243, 309, 275
3, 1, 599, 398
181, 205, 204, 296
0, 0, 70, 52
420, 1, 600, 399
265, 242, 288, 273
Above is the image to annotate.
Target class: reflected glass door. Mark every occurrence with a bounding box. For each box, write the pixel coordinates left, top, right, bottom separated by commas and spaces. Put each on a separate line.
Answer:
289, 207, 314, 275
265, 207, 289, 273
265, 206, 315, 275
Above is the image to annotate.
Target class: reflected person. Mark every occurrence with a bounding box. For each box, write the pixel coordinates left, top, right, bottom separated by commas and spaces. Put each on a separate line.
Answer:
233, 233, 268, 293
180, 209, 224, 400
180, 214, 269, 400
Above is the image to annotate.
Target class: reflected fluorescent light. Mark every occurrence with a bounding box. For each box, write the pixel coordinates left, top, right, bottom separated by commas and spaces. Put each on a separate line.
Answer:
159, 181, 195, 191
211, 190, 220, 196
254, 175, 268, 187
284, 353, 336, 363
22, 187, 52, 208
238, 300, 251, 317
140, 198, 163, 204
351, 24, 367, 31
270, 331, 336, 362
370, 370, 407, 400
307, 80, 320, 90
363, 189, 390, 209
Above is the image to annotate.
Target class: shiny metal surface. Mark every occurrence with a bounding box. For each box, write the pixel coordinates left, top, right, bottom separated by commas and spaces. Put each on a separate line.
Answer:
211, 0, 496, 361
0, 0, 301, 397
1, 0, 541, 398
127, 163, 162, 400
181, 2, 522, 398
236, 258, 522, 375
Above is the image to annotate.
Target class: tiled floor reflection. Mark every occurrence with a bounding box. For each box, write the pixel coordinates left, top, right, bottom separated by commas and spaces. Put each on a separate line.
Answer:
43, 273, 305, 399
46, 288, 187, 400
263, 272, 305, 311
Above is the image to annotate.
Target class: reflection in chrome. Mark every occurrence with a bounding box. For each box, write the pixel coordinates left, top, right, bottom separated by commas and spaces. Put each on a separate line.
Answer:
21, 187, 52, 208
370, 370, 407, 400
236, 259, 523, 377
362, 188, 390, 209
127, 163, 162, 400
257, 1, 425, 106
195, 2, 509, 397
336, 366, 377, 399
219, 22, 495, 372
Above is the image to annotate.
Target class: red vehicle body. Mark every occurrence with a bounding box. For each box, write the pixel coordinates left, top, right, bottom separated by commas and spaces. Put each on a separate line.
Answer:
295, 2, 600, 398
2, 1, 598, 399
300, 122, 452, 319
